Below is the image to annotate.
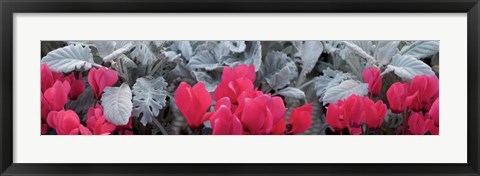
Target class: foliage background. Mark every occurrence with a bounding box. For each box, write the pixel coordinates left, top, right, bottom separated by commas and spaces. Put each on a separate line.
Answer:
41, 41, 439, 135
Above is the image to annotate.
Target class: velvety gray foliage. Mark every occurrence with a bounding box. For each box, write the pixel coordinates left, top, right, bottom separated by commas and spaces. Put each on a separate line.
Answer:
315, 68, 353, 101
101, 83, 133, 126
224, 41, 262, 71
322, 80, 368, 105
171, 41, 193, 61
277, 87, 306, 99
399, 41, 439, 59
223, 41, 247, 53
386, 54, 435, 81
193, 71, 222, 92
128, 41, 160, 65
43, 40, 437, 135
299, 41, 324, 76
260, 51, 297, 90
132, 76, 168, 126
374, 41, 400, 65
41, 45, 96, 73
188, 41, 230, 70
90, 41, 115, 58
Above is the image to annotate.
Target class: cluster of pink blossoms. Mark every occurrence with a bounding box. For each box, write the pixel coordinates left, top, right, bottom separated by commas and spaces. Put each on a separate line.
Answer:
326, 67, 439, 135
41, 64, 133, 135
387, 74, 439, 135
174, 64, 313, 135
326, 94, 387, 135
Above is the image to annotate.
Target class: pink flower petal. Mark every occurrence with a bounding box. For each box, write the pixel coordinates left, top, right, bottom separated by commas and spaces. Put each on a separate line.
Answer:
44, 80, 69, 111
362, 67, 382, 97
288, 103, 313, 134
241, 98, 264, 134
271, 117, 286, 135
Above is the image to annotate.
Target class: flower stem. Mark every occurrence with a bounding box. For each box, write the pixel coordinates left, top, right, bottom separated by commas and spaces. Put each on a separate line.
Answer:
92, 63, 104, 68
402, 110, 408, 135
380, 67, 393, 77
297, 79, 316, 90
152, 118, 168, 135
295, 74, 306, 88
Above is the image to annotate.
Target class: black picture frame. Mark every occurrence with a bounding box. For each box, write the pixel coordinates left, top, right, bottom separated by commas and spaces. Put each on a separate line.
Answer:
1, 0, 479, 175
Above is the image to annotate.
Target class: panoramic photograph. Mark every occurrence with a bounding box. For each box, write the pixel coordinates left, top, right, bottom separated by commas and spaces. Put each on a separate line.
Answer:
40, 40, 439, 135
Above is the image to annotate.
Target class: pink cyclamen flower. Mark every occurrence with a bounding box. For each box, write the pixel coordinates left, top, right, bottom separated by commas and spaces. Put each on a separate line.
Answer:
364, 98, 387, 129
213, 65, 256, 104
239, 95, 273, 135
41, 93, 50, 134
236, 93, 286, 135
69, 125, 93, 135
234, 89, 286, 122
271, 116, 286, 135
41, 92, 50, 121
209, 97, 243, 135
362, 67, 382, 97
234, 89, 264, 117
428, 97, 439, 135
288, 103, 313, 134
41, 64, 64, 93
88, 67, 118, 99
408, 112, 432, 135
326, 102, 347, 132
43, 80, 71, 111
232, 89, 287, 135
41, 124, 48, 134
63, 73, 85, 100
41, 64, 54, 93
174, 82, 212, 130
214, 78, 254, 104
344, 95, 365, 135
386, 82, 416, 114
86, 104, 116, 135
407, 75, 439, 112
47, 110, 92, 135
220, 64, 256, 84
